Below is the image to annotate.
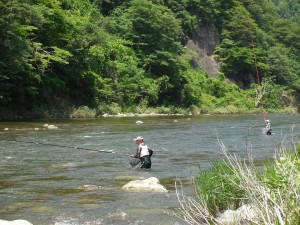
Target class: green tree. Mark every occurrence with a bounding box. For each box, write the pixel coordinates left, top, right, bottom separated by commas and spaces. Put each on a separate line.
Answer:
86, 39, 158, 108
187, 0, 237, 25
0, 0, 72, 114
272, 19, 300, 56
160, 0, 197, 38
121, 0, 182, 60
113, 0, 188, 105
272, 0, 300, 24
215, 4, 270, 88
267, 45, 300, 90
240, 0, 277, 31
91, 0, 129, 16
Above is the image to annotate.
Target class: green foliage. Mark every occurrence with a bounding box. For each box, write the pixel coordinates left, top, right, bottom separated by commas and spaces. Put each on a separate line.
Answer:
71, 106, 96, 118
189, 105, 200, 115
194, 160, 245, 215
181, 69, 205, 106
0, 0, 300, 118
188, 0, 237, 25
266, 45, 300, 91
260, 79, 286, 109
215, 5, 259, 78
190, 145, 300, 224
102, 102, 122, 115
240, 0, 278, 31
259, 151, 300, 223
162, 0, 197, 38
272, 19, 300, 56
121, 0, 182, 57
0, 0, 72, 114
108, 0, 189, 105
272, 0, 300, 25
86, 38, 158, 108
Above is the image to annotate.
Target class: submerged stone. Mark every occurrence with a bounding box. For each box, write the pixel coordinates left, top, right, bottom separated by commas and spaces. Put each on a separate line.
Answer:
115, 176, 142, 181
79, 184, 102, 191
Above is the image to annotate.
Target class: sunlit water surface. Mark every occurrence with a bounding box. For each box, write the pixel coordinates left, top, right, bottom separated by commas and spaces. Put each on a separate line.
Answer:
0, 114, 299, 224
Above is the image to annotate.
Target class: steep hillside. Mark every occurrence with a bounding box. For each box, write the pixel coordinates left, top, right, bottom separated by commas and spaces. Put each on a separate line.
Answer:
0, 0, 299, 119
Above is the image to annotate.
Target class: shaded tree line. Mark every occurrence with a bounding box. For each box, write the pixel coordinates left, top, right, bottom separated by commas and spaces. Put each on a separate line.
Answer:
0, 0, 299, 119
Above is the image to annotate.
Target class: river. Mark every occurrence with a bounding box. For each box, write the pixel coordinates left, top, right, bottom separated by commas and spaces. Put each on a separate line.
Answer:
0, 114, 299, 224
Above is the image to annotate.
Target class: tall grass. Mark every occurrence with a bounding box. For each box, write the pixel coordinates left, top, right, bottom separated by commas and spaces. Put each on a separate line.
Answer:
193, 161, 245, 215
172, 139, 300, 225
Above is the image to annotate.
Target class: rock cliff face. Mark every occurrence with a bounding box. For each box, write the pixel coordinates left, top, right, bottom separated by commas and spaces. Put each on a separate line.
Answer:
187, 23, 257, 88
186, 23, 220, 77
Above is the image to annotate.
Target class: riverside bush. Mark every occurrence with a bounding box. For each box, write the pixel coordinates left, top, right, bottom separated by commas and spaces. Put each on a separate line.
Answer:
190, 105, 201, 115
174, 142, 300, 224
71, 106, 96, 118
194, 161, 245, 215
258, 149, 300, 224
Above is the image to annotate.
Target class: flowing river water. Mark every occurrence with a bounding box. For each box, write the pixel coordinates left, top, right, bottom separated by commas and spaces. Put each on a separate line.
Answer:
0, 114, 299, 225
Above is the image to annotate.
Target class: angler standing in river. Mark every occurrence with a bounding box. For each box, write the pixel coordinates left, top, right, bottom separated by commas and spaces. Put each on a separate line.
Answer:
130, 136, 152, 169
264, 119, 272, 135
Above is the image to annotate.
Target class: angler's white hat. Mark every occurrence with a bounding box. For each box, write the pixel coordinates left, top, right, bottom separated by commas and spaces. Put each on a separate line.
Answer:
134, 136, 143, 141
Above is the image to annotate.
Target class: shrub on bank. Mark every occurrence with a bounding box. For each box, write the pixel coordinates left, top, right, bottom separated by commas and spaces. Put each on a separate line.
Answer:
190, 105, 201, 115
71, 106, 96, 118
194, 161, 245, 216
173, 142, 300, 224
7, 102, 295, 120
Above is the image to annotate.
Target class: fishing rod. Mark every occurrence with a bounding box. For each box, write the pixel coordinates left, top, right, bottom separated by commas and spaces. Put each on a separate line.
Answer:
247, 15, 274, 136
2, 139, 116, 154
1, 139, 169, 156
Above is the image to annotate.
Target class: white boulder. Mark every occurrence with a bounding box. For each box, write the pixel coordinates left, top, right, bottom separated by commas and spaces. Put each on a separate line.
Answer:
47, 125, 58, 129
122, 177, 168, 192
0, 220, 33, 225
43, 124, 58, 129
135, 120, 143, 124
217, 204, 258, 224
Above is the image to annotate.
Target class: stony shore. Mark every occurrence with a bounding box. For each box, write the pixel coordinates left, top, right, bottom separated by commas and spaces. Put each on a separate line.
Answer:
101, 112, 186, 117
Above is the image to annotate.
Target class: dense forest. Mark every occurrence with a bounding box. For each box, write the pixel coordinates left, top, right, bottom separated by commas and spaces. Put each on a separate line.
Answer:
0, 0, 299, 119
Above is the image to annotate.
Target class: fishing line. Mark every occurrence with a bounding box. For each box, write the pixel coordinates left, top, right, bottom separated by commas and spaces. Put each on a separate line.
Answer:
1, 139, 116, 154
250, 30, 266, 122
247, 15, 274, 136
1, 138, 168, 169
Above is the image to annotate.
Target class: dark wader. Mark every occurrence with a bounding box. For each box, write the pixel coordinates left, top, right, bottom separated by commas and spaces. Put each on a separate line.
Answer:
140, 155, 151, 169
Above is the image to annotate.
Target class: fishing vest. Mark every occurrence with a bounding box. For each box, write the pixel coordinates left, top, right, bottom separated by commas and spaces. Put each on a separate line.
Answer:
140, 144, 149, 157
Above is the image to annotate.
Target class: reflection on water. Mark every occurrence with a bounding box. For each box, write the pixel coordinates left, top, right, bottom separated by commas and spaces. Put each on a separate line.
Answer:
0, 114, 299, 224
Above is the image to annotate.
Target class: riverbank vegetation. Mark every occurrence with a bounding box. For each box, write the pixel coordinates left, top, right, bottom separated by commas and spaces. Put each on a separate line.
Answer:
173, 140, 300, 224
1, 0, 300, 119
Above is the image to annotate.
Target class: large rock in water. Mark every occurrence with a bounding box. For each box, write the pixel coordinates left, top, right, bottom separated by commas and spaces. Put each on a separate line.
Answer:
0, 220, 33, 225
122, 177, 168, 192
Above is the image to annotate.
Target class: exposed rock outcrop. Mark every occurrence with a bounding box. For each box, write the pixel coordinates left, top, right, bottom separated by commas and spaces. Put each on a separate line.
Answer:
187, 23, 220, 77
